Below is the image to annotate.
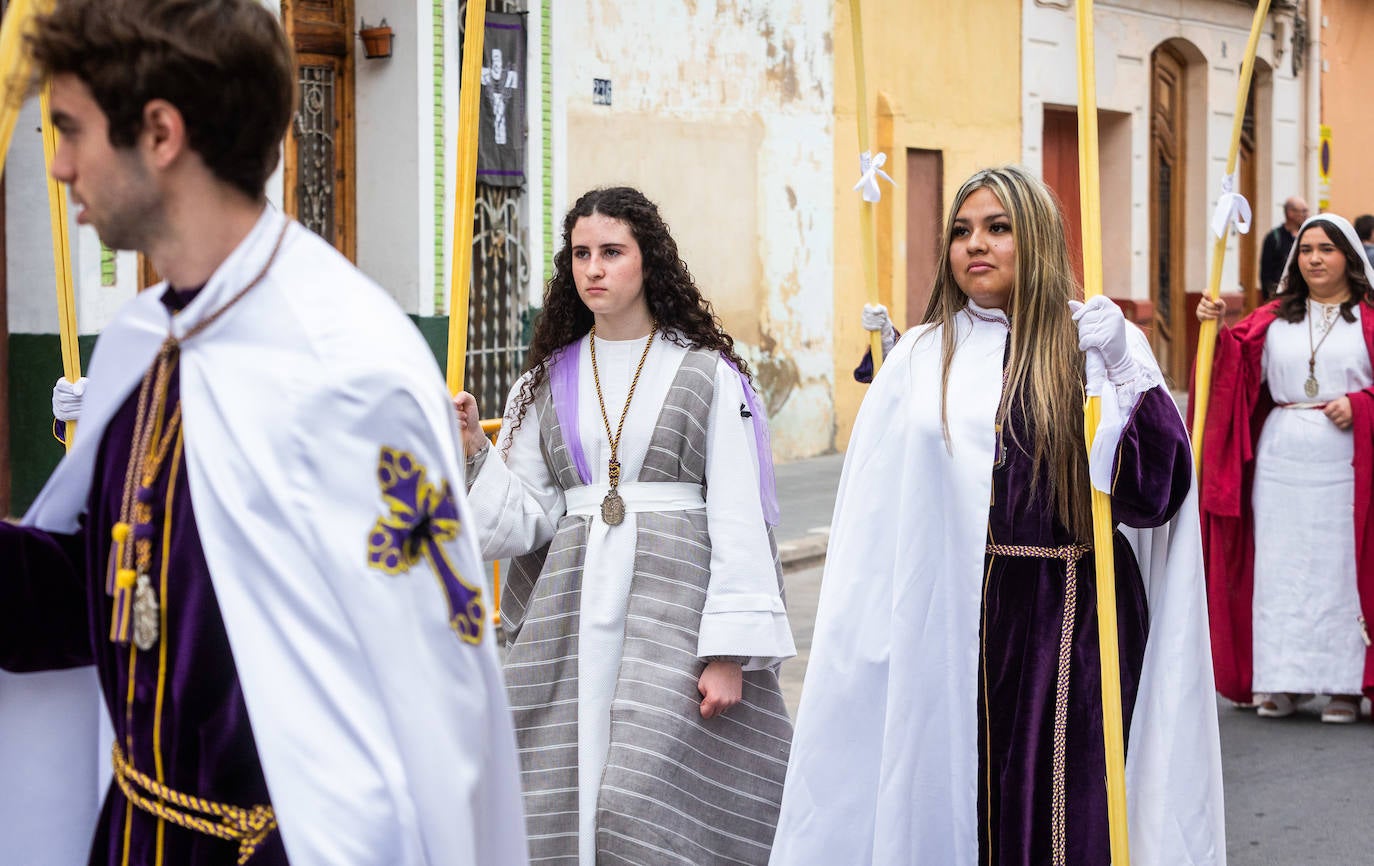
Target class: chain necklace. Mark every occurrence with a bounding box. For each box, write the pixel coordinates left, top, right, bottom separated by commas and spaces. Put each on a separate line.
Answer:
588, 323, 656, 526
107, 221, 291, 650
1304, 298, 1344, 398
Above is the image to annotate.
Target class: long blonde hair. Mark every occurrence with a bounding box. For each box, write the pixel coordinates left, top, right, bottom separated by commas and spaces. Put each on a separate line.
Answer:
921, 165, 1091, 540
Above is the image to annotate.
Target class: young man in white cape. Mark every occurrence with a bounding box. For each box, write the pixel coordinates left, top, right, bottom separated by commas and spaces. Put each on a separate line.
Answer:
0, 2, 527, 863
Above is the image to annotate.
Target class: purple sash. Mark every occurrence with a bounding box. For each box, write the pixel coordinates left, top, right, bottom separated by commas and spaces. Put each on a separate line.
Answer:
722, 357, 780, 527
547, 341, 779, 526
549, 344, 592, 485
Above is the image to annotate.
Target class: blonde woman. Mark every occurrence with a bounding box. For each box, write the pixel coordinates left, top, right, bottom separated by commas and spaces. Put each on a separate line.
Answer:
770, 166, 1224, 865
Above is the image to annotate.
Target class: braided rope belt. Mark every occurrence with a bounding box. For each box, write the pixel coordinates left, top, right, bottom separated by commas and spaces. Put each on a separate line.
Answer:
985, 542, 1092, 866
111, 744, 277, 865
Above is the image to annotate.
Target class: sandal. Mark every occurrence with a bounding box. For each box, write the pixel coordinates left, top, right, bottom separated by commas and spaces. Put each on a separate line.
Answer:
1257, 692, 1296, 718
1321, 696, 1360, 724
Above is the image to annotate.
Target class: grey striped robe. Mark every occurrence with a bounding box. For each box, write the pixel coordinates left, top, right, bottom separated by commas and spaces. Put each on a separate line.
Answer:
501, 348, 793, 865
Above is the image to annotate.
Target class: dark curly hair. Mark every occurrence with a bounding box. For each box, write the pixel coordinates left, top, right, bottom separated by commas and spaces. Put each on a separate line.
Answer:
27, 0, 293, 200
1276, 218, 1374, 324
503, 187, 753, 447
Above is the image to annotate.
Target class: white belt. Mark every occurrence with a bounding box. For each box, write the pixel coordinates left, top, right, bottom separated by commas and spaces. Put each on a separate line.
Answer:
564, 482, 705, 517
1278, 401, 1326, 410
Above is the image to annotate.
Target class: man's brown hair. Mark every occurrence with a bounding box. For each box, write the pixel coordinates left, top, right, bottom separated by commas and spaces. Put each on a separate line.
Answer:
27, 0, 294, 199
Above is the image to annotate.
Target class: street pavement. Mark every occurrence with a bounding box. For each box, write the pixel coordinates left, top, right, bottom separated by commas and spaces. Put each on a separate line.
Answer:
773, 452, 1374, 864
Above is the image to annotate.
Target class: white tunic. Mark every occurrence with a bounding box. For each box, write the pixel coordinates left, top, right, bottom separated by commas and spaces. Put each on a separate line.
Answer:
469, 333, 795, 866
1252, 302, 1374, 693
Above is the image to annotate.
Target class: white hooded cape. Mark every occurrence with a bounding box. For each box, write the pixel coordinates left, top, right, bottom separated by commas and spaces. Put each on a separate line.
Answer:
11, 208, 527, 865
770, 306, 1225, 865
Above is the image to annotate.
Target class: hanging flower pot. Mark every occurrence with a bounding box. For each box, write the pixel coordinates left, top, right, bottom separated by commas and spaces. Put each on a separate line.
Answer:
358, 18, 394, 59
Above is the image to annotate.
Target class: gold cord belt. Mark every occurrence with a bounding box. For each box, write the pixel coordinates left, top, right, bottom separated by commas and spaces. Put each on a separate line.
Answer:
111, 744, 277, 864
985, 542, 1092, 866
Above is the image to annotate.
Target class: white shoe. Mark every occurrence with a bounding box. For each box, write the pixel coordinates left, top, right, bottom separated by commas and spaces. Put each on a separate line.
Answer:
1256, 692, 1296, 718
1320, 697, 1360, 724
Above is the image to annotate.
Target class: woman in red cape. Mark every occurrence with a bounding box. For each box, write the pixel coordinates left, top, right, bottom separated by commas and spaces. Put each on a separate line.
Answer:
1198, 212, 1374, 722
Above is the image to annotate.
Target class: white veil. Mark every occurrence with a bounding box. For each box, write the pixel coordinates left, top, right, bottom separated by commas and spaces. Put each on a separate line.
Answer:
1276, 212, 1374, 296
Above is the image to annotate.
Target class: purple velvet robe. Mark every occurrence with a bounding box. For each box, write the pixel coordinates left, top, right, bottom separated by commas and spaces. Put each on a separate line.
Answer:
0, 288, 288, 865
978, 386, 1191, 866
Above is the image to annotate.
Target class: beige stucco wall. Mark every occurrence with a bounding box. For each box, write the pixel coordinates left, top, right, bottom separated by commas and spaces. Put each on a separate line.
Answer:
831, 0, 1023, 448
559, 3, 835, 461
1321, 0, 1374, 219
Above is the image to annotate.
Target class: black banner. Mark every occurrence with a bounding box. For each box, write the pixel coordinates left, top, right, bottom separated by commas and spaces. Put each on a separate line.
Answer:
476, 11, 526, 189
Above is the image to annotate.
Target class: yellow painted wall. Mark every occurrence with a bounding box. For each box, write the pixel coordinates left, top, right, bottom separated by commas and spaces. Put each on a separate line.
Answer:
1322, 0, 1374, 218
831, 0, 1021, 449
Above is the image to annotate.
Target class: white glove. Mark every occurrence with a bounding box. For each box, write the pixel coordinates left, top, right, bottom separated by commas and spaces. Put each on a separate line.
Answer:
52, 376, 87, 422
861, 303, 897, 357
1069, 296, 1132, 383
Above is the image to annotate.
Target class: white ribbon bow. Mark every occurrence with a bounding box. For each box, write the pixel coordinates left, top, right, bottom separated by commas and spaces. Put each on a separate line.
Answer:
1210, 171, 1253, 239
853, 151, 894, 203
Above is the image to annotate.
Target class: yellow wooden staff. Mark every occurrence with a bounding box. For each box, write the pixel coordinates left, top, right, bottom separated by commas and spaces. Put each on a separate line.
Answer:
846, 0, 886, 376
446, 0, 487, 395
1073, 2, 1130, 861
1190, 0, 1271, 474
0, 0, 80, 449
444, 3, 504, 625
41, 82, 80, 449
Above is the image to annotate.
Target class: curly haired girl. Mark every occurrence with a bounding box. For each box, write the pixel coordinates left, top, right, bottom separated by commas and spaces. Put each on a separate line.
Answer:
456, 186, 794, 865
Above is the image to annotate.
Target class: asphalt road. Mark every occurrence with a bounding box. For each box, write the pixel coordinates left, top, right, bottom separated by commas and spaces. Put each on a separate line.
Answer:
778, 561, 1374, 864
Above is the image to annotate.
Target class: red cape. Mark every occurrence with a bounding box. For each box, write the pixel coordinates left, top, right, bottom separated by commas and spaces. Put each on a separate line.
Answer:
1197, 300, 1374, 702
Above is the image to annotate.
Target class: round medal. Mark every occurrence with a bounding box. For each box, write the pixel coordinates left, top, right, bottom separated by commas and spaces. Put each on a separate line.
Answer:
601, 489, 626, 526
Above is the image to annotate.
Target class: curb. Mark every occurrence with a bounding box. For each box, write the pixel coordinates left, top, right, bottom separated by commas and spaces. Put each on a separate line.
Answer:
778, 528, 829, 574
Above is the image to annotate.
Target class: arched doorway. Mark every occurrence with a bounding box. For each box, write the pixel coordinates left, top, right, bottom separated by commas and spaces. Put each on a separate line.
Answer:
1149, 43, 1188, 383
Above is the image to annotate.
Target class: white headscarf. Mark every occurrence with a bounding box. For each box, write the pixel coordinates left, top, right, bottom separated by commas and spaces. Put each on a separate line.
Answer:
1276, 212, 1374, 298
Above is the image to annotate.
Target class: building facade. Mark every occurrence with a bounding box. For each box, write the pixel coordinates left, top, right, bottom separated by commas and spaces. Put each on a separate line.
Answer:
1023, 0, 1319, 386
6, 1, 1336, 513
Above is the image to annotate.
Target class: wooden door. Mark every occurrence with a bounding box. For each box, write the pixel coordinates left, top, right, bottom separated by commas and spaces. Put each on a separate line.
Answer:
1149, 45, 1187, 383
1041, 108, 1084, 285
1239, 77, 1259, 312
281, 0, 356, 260
905, 149, 942, 325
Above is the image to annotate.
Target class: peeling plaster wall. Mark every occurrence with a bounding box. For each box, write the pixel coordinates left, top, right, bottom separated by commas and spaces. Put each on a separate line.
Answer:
559, 1, 834, 462
831, 0, 1023, 449
1023, 0, 1312, 307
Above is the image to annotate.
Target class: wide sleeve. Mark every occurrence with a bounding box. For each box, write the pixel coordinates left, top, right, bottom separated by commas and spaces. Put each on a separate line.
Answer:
1110, 387, 1193, 529
464, 375, 565, 561
0, 524, 92, 672
1100, 327, 1193, 529
1200, 308, 1273, 519
696, 360, 796, 670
